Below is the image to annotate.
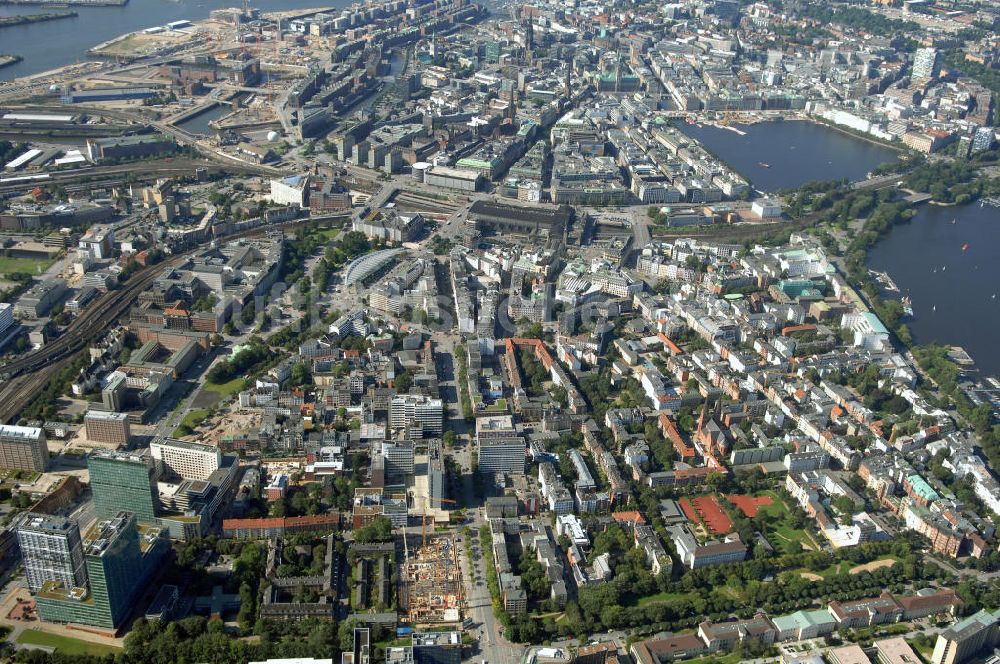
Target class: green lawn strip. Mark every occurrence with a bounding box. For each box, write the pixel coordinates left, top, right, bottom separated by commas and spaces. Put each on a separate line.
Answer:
635, 590, 696, 607
784, 555, 900, 581
750, 490, 816, 555
0, 257, 56, 276
204, 377, 246, 400
172, 409, 210, 436
316, 228, 341, 242
673, 648, 743, 664
17, 631, 120, 656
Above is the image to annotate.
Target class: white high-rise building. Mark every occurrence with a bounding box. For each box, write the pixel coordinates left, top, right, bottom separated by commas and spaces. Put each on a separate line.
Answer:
0, 424, 48, 472
17, 514, 88, 593
381, 440, 415, 478
913, 48, 940, 79
269, 174, 309, 207
389, 395, 443, 438
150, 438, 221, 481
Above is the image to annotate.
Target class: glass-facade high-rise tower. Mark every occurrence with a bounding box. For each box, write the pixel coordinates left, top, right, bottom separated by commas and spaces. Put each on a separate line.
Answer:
87, 449, 159, 522
34, 511, 166, 629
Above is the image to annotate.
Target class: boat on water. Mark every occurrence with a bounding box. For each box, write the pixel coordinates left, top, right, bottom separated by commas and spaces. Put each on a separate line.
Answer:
758, 162, 771, 168
902, 296, 913, 317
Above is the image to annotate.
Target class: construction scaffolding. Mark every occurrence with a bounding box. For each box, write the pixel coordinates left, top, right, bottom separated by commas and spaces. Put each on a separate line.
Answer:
400, 532, 461, 625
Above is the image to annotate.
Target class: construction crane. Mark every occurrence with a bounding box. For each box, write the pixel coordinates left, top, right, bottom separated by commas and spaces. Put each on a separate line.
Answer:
421, 496, 457, 549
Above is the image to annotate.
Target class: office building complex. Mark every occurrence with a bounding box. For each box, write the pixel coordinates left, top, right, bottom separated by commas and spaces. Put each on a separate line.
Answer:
84, 411, 132, 447
971, 126, 995, 153
0, 424, 48, 472
476, 415, 525, 476
35, 512, 166, 630
150, 437, 221, 481
413, 631, 462, 664
381, 440, 415, 479
88, 449, 159, 523
389, 395, 443, 438
0, 302, 13, 337
17, 515, 88, 593
101, 371, 128, 412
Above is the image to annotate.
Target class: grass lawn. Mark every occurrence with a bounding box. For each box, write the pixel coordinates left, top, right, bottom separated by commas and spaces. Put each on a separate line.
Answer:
316, 227, 342, 242
17, 631, 121, 656
910, 637, 935, 662
205, 377, 246, 400
755, 490, 822, 555
672, 649, 743, 664
172, 409, 210, 436
636, 590, 694, 607
786, 554, 901, 581
0, 256, 55, 276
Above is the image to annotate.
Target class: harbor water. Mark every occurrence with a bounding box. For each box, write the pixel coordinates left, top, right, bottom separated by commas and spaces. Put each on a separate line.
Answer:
0, 0, 349, 81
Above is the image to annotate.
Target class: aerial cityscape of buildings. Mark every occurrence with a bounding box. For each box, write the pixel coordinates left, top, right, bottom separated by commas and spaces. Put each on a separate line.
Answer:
0, 0, 998, 662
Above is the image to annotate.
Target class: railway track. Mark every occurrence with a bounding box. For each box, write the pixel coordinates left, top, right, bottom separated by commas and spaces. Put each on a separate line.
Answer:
0, 255, 184, 423
0, 214, 336, 423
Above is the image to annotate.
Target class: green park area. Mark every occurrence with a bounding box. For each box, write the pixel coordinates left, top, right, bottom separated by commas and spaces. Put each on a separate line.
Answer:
204, 377, 246, 401
17, 630, 121, 656
783, 554, 902, 583
173, 409, 210, 437
747, 490, 823, 555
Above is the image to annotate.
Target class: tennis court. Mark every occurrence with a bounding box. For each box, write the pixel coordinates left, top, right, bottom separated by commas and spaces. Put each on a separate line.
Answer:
680, 495, 733, 535
727, 494, 775, 518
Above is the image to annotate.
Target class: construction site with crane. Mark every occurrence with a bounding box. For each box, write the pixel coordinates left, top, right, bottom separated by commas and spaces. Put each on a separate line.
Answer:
398, 441, 464, 626
399, 519, 463, 626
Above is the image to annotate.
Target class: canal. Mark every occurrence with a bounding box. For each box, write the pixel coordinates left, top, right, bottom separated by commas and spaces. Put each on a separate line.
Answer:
175, 103, 230, 135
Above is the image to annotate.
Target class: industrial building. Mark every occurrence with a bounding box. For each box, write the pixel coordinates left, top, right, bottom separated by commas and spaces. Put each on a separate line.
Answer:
85, 134, 176, 162
468, 200, 570, 239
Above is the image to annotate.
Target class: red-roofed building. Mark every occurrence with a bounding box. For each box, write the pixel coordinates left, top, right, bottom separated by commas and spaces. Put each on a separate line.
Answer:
631, 634, 706, 664
222, 513, 342, 539
896, 588, 961, 620
612, 511, 647, 527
